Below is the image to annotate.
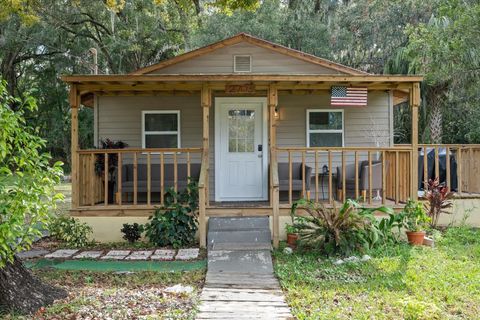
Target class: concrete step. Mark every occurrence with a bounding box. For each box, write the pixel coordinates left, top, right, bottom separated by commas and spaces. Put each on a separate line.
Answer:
205, 273, 280, 289
207, 250, 274, 274
207, 229, 271, 249
210, 243, 272, 251
208, 216, 269, 231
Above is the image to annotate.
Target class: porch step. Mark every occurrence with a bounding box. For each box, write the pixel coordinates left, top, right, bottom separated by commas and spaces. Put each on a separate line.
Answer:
209, 242, 272, 251
207, 217, 271, 250
208, 216, 270, 231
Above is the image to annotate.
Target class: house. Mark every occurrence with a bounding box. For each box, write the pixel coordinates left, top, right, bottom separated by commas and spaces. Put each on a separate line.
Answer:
62, 33, 479, 245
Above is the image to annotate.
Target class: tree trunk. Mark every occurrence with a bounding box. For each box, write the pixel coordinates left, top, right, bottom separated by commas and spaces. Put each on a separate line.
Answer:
429, 103, 442, 143
0, 257, 67, 314
427, 85, 445, 144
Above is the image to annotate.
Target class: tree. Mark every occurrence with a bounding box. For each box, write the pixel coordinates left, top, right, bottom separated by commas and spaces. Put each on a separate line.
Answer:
0, 80, 66, 314
407, 0, 480, 143
331, 0, 435, 73
0, 0, 265, 172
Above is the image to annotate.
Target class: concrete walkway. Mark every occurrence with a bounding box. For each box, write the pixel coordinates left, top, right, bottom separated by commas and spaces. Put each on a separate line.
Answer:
196, 249, 293, 319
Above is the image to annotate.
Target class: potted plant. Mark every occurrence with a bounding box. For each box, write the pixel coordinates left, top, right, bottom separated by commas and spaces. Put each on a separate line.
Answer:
401, 200, 431, 246
285, 223, 298, 248
94, 138, 128, 203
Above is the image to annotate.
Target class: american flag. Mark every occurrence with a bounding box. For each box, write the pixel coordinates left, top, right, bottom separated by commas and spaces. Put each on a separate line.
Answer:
331, 86, 368, 106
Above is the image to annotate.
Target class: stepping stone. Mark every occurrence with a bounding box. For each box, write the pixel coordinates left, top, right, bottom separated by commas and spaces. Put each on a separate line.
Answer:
101, 250, 131, 260
175, 248, 199, 260
73, 251, 104, 259
44, 249, 79, 259
150, 249, 176, 261
125, 250, 153, 260
17, 249, 50, 259
165, 284, 194, 294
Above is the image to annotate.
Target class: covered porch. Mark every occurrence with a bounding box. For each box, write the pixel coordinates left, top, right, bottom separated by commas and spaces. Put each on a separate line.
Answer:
64, 74, 478, 248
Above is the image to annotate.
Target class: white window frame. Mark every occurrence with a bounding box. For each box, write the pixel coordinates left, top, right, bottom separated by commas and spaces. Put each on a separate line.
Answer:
141, 110, 181, 149
233, 55, 252, 73
306, 109, 344, 147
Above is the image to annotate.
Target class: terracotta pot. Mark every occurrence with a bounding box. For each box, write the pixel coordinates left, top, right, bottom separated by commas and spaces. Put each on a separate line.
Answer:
406, 231, 426, 246
286, 233, 298, 248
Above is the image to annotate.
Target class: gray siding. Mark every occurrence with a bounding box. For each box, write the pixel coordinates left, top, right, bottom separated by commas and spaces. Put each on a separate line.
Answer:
97, 92, 391, 201
97, 95, 215, 200
98, 95, 202, 148
277, 92, 391, 148
149, 42, 343, 75
276, 92, 392, 185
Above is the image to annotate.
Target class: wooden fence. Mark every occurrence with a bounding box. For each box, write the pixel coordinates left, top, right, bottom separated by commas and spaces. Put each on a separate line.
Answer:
418, 144, 480, 195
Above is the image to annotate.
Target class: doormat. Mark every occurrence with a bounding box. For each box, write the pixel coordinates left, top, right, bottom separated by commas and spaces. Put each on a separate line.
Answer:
25, 258, 207, 272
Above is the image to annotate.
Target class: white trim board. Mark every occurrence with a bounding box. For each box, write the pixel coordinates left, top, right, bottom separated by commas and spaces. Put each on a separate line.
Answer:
141, 110, 181, 149
306, 109, 345, 147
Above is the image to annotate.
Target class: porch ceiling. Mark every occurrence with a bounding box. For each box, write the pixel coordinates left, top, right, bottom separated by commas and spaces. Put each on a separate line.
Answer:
61, 74, 423, 107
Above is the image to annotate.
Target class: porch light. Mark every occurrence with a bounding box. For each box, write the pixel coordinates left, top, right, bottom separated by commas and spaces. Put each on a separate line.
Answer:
274, 107, 280, 120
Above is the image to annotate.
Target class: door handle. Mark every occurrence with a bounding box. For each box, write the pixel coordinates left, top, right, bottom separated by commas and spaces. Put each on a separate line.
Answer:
258, 154, 263, 158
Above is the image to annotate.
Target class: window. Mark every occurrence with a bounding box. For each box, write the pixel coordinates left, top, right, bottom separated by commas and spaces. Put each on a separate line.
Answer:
228, 109, 255, 152
142, 111, 180, 148
307, 110, 344, 147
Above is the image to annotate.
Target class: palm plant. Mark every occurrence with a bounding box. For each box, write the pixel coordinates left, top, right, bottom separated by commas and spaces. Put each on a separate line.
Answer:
291, 199, 394, 255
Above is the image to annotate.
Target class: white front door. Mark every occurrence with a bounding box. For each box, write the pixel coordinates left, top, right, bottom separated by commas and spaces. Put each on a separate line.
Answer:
215, 98, 268, 201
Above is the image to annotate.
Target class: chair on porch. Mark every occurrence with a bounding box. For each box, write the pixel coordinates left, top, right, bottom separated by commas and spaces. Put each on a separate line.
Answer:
278, 163, 313, 200
336, 160, 388, 201
119, 163, 201, 201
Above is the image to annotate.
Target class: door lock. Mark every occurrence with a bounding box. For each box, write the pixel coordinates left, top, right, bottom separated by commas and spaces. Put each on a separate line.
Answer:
257, 144, 263, 152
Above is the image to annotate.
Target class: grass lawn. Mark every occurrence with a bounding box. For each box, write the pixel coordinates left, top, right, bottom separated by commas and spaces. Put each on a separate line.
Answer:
274, 227, 480, 319
2, 268, 205, 319
53, 182, 72, 216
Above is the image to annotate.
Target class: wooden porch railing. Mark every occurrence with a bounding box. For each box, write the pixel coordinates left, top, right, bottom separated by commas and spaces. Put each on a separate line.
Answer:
76, 148, 203, 207
275, 146, 413, 206
418, 144, 480, 195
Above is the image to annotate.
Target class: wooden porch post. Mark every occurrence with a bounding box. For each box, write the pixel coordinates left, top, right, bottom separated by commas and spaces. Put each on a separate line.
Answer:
268, 84, 279, 248
199, 84, 211, 248
411, 82, 420, 200
201, 84, 211, 203
70, 85, 80, 208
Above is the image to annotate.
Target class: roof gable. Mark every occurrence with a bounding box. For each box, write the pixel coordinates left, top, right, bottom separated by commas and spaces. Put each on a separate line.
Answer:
131, 33, 367, 75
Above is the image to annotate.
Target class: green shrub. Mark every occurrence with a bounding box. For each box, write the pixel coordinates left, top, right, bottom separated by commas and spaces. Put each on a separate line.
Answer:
121, 223, 144, 243
291, 199, 396, 255
145, 181, 198, 248
50, 215, 93, 248
285, 224, 298, 234
400, 199, 430, 231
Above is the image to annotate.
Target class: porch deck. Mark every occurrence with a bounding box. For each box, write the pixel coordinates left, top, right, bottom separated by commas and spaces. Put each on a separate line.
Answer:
70, 144, 480, 247
71, 198, 407, 216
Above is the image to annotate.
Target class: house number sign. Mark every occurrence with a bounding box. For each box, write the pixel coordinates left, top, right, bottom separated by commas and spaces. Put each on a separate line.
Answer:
225, 83, 256, 94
